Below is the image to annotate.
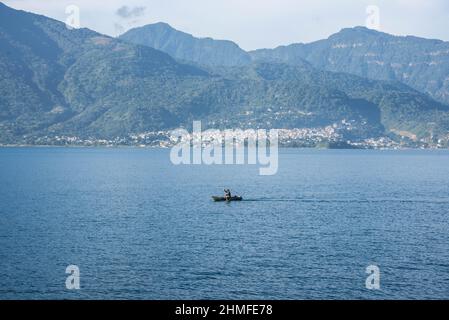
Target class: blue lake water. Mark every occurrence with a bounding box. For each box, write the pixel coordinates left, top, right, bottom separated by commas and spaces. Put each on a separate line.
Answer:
0, 147, 449, 299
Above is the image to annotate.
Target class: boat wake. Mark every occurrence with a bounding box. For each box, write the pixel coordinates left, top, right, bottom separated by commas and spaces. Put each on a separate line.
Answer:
242, 197, 449, 204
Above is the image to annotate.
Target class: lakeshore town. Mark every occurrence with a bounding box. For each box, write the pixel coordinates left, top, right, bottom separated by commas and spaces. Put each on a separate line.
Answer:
4, 120, 449, 149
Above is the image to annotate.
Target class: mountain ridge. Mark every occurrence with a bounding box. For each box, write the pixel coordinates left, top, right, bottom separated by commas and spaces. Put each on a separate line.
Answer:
120, 23, 449, 105
119, 22, 251, 67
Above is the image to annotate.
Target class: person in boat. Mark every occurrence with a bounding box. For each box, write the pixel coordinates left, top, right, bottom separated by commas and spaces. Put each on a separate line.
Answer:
224, 189, 232, 200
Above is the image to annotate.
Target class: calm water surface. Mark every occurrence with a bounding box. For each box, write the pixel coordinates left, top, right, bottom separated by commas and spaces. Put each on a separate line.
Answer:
0, 147, 449, 299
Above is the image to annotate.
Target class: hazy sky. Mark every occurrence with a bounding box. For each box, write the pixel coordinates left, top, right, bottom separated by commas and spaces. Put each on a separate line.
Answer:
3, 0, 449, 50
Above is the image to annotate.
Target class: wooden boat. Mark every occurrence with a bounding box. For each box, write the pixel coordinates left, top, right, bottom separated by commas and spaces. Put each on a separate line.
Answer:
212, 196, 243, 202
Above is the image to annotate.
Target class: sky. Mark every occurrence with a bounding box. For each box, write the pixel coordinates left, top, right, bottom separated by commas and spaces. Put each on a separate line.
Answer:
3, 0, 449, 50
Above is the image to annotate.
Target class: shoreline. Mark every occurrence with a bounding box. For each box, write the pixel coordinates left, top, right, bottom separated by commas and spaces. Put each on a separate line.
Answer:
0, 144, 448, 151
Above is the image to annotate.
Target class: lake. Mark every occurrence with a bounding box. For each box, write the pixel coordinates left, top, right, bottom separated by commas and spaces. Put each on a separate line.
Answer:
0, 147, 449, 299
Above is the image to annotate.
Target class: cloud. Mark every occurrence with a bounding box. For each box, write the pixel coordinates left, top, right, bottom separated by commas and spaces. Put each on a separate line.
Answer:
116, 5, 146, 19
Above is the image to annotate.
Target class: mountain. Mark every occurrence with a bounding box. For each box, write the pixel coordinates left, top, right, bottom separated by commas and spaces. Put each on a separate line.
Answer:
213, 62, 449, 140
121, 24, 449, 106
119, 22, 251, 67
1, 3, 449, 146
0, 2, 211, 141
250, 26, 449, 105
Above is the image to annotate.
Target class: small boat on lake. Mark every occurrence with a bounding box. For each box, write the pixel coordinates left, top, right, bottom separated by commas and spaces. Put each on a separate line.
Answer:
212, 196, 243, 202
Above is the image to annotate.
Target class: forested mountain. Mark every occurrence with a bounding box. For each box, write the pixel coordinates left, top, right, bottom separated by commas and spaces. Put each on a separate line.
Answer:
119, 22, 251, 67
1, 3, 449, 146
250, 27, 449, 106
122, 23, 449, 106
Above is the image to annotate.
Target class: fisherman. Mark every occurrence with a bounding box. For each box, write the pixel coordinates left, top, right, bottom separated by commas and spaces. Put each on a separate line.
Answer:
224, 189, 232, 200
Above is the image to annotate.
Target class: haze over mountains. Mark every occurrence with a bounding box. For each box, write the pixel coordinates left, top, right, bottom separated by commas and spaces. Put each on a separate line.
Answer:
1, 2, 449, 146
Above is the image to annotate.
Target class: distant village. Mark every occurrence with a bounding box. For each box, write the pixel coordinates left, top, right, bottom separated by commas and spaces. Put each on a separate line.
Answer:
9, 120, 449, 149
